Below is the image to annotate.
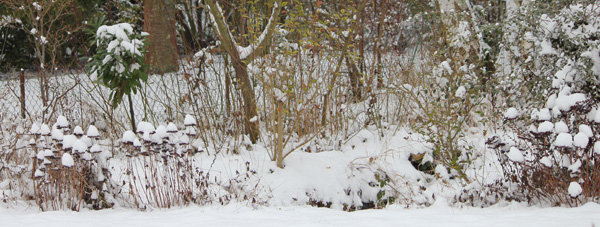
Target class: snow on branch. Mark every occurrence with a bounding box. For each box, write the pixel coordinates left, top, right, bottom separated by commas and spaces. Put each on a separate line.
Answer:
204, 0, 281, 62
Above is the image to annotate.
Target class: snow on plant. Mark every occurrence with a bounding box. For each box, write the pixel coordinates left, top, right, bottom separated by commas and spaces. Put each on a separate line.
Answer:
116, 115, 263, 209
87, 22, 148, 106
403, 9, 486, 182
495, 2, 600, 206
27, 116, 113, 211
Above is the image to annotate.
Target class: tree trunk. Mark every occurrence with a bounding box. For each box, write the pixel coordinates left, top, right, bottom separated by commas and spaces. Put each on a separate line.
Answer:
144, 0, 179, 74
232, 58, 260, 143
205, 0, 281, 143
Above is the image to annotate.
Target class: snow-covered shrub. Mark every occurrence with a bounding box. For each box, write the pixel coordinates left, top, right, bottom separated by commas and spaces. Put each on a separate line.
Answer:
27, 116, 113, 210
495, 2, 600, 206
87, 22, 148, 106
117, 116, 265, 209
402, 9, 486, 181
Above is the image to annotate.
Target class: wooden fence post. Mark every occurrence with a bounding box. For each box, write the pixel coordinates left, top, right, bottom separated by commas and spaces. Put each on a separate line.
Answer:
20, 70, 26, 119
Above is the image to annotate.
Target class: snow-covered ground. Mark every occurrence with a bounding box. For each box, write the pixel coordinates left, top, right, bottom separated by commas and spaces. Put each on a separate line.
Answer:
1, 202, 599, 227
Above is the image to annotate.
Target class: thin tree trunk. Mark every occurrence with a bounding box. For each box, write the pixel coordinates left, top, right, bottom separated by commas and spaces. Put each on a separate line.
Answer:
232, 59, 260, 143
128, 94, 137, 132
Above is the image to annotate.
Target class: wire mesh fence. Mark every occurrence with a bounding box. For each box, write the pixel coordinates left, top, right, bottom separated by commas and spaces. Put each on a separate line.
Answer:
0, 70, 200, 131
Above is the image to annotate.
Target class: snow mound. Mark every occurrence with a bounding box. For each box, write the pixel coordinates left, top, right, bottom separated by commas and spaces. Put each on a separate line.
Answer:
538, 121, 554, 133
554, 133, 573, 147
568, 182, 582, 197
573, 132, 589, 148
504, 107, 520, 119
507, 147, 524, 162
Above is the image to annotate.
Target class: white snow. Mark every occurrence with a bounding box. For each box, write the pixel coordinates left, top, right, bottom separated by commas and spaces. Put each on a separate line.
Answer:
273, 88, 287, 102
56, 115, 69, 128
62, 135, 76, 149
29, 123, 40, 135
537, 121, 554, 133
554, 121, 569, 133
249, 116, 258, 123
154, 125, 168, 140
568, 160, 582, 173
1, 203, 600, 227
507, 147, 524, 163
579, 124, 593, 137
90, 144, 102, 153
553, 93, 586, 113
573, 132, 589, 148
73, 126, 84, 135
554, 133, 573, 148
166, 122, 178, 133
122, 131, 136, 144
73, 139, 88, 153
81, 152, 93, 161
184, 114, 196, 126
504, 108, 519, 119
568, 182, 582, 197
51, 128, 63, 141
540, 156, 553, 167
137, 121, 155, 134
455, 86, 466, 98
87, 125, 99, 138
133, 138, 142, 147
39, 124, 50, 136
61, 153, 74, 167
538, 108, 552, 121
595, 141, 600, 155
34, 169, 44, 178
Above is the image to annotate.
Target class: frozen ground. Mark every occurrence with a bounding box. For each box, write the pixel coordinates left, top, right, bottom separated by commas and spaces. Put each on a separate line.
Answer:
1, 202, 599, 227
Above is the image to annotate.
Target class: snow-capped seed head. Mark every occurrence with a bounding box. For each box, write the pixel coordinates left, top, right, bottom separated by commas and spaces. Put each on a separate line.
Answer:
537, 121, 554, 134
36, 150, 46, 160
142, 132, 152, 142
73, 139, 88, 153
578, 124, 593, 137
507, 147, 524, 163
184, 114, 196, 126
122, 131, 136, 144
87, 125, 99, 138
81, 152, 93, 161
573, 132, 589, 148
133, 138, 142, 148
568, 181, 582, 198
554, 121, 569, 134
73, 126, 84, 136
30, 123, 40, 135
62, 135, 76, 150
136, 121, 155, 134
51, 128, 64, 141
34, 169, 44, 178
568, 160, 582, 173
90, 144, 102, 153
62, 153, 74, 167
56, 115, 69, 128
554, 133, 573, 148
179, 135, 190, 145
166, 122, 178, 133
186, 127, 196, 137
504, 107, 519, 120
155, 125, 168, 140
540, 156, 553, 167
538, 108, 551, 121
29, 138, 36, 146
528, 124, 538, 134
39, 124, 51, 136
